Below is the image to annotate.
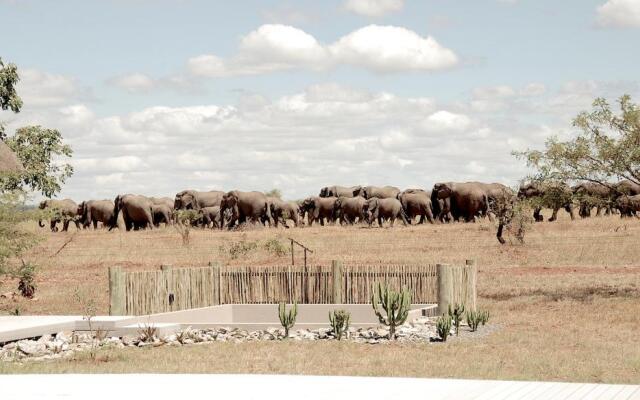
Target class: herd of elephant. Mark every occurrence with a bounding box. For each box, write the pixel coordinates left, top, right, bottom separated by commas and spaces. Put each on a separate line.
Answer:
37, 180, 640, 232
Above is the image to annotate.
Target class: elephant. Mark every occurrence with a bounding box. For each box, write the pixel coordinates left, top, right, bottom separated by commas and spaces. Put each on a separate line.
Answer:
268, 197, 300, 228
616, 194, 640, 217
432, 182, 489, 222
363, 197, 408, 227
219, 190, 273, 229
334, 196, 367, 225
113, 194, 154, 231
397, 191, 435, 224
174, 190, 224, 210
77, 199, 116, 229
196, 206, 223, 228
319, 185, 362, 198
360, 185, 401, 199
518, 182, 575, 222
299, 197, 337, 226
572, 182, 616, 217
150, 196, 174, 210
614, 180, 640, 197
38, 199, 81, 232
151, 204, 173, 227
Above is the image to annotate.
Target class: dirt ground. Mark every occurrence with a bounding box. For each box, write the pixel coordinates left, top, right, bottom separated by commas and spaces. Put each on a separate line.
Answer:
1, 212, 639, 381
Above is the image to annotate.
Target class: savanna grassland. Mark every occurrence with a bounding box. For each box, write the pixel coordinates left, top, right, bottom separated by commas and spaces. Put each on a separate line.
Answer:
1, 212, 640, 382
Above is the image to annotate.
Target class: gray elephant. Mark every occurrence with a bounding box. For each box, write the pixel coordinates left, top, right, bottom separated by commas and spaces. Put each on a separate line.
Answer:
518, 182, 575, 222
174, 190, 224, 210
363, 197, 408, 227
615, 180, 640, 197
219, 190, 273, 229
299, 197, 337, 226
38, 199, 81, 232
197, 206, 224, 228
572, 182, 616, 217
151, 204, 173, 227
360, 185, 401, 199
397, 191, 435, 224
113, 194, 154, 231
334, 196, 367, 225
319, 185, 362, 198
268, 197, 300, 228
616, 194, 640, 217
432, 182, 488, 222
78, 199, 116, 229
150, 196, 174, 210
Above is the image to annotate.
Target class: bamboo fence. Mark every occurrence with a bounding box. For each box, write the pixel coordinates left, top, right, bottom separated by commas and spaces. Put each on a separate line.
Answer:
109, 261, 476, 316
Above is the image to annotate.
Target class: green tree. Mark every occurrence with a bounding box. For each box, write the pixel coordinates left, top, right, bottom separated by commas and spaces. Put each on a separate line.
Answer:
4, 126, 73, 197
516, 95, 640, 190
0, 58, 23, 140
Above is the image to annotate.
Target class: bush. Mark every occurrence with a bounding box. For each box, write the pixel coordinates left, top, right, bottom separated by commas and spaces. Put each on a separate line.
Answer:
0, 192, 40, 282
16, 261, 37, 298
466, 310, 482, 332
223, 236, 258, 259
174, 209, 198, 246
436, 315, 452, 342
329, 309, 350, 340
263, 238, 288, 257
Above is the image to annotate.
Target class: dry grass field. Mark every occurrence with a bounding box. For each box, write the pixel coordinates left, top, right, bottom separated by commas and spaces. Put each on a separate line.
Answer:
1, 212, 640, 381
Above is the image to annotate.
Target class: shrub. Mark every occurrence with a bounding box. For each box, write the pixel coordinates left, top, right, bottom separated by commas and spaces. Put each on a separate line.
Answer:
138, 323, 158, 343
329, 309, 350, 340
174, 210, 198, 246
371, 282, 411, 340
16, 261, 37, 298
479, 310, 490, 326
225, 236, 258, 259
436, 315, 452, 342
278, 302, 297, 338
263, 238, 288, 257
448, 303, 465, 336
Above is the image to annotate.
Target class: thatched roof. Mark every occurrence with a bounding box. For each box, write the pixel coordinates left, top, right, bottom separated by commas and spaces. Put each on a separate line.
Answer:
0, 140, 23, 173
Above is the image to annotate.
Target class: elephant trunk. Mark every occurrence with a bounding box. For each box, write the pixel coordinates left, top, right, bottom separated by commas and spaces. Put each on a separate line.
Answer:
38, 219, 45, 228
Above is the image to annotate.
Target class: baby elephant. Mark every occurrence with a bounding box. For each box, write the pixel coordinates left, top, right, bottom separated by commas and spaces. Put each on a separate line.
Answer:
363, 197, 409, 227
198, 206, 222, 228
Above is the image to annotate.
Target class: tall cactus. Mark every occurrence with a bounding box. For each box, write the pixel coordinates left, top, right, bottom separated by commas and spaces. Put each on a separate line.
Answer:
371, 282, 411, 340
278, 302, 297, 338
329, 309, 351, 340
448, 303, 465, 336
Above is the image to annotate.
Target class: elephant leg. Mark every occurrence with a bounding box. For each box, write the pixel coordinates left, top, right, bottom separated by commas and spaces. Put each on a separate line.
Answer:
425, 209, 435, 224
533, 207, 543, 222
548, 208, 559, 222
566, 204, 575, 220
93, 220, 98, 229
62, 219, 70, 232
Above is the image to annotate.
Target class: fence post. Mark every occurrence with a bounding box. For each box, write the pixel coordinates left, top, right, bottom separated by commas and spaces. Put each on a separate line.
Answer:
161, 265, 173, 312
436, 263, 452, 316
465, 259, 478, 311
109, 266, 125, 316
209, 261, 221, 305
331, 260, 343, 304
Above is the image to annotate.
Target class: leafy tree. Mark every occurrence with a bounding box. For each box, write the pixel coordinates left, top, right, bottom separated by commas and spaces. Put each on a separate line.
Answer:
516, 95, 640, 191
0, 192, 40, 277
0, 58, 23, 140
4, 126, 73, 197
265, 188, 282, 199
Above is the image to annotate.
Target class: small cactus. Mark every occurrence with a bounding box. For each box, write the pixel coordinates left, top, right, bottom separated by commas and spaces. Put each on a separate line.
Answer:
329, 309, 351, 340
448, 303, 465, 336
479, 310, 490, 326
466, 310, 481, 332
371, 282, 411, 340
278, 302, 297, 338
436, 315, 452, 342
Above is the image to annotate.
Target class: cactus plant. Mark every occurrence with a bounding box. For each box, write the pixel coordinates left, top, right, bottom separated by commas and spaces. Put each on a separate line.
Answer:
436, 315, 452, 342
329, 309, 351, 340
371, 282, 411, 340
466, 310, 481, 332
448, 303, 465, 336
479, 310, 490, 326
278, 302, 297, 338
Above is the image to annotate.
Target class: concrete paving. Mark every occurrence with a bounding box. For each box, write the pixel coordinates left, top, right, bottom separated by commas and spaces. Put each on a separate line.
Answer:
0, 375, 638, 400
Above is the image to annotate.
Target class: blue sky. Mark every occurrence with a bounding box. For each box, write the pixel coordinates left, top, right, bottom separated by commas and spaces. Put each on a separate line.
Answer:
1, 0, 640, 200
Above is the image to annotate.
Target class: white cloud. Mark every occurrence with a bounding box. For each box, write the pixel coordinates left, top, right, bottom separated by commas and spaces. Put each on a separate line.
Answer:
424, 110, 471, 132
344, 0, 403, 17
329, 25, 458, 72
596, 0, 640, 28
188, 24, 458, 77
17, 69, 80, 107
108, 73, 155, 93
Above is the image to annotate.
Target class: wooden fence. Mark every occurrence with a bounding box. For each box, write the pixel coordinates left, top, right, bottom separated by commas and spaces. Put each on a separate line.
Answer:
109, 260, 477, 316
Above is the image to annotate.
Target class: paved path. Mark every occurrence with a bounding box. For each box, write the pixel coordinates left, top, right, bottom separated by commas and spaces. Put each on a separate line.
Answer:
1, 375, 638, 400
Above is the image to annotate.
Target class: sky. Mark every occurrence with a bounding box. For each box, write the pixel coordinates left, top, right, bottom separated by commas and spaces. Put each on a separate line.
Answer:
1, 0, 640, 201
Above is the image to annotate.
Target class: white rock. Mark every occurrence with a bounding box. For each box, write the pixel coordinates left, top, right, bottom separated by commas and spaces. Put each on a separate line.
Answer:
18, 340, 47, 356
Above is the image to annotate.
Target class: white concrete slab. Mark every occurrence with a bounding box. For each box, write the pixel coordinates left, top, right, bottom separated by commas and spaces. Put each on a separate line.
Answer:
0, 375, 637, 400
